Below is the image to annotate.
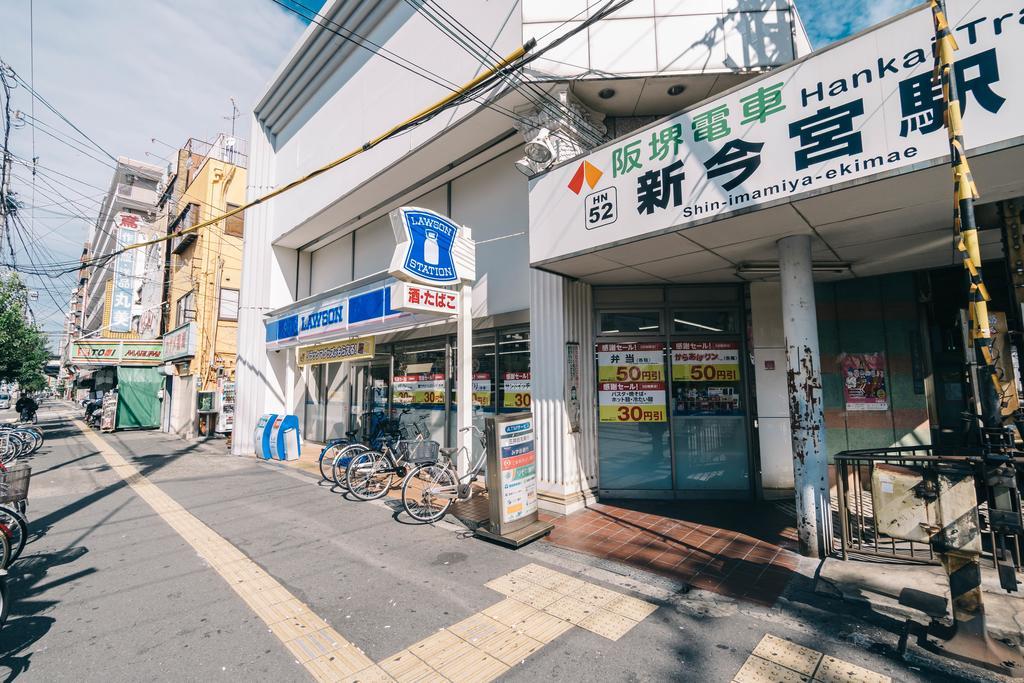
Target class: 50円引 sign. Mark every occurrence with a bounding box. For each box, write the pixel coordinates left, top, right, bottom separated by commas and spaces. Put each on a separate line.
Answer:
671, 341, 740, 382
597, 342, 667, 423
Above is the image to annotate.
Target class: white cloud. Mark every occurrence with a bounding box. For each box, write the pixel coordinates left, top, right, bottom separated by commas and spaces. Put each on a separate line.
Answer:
797, 0, 918, 49
0, 0, 308, 339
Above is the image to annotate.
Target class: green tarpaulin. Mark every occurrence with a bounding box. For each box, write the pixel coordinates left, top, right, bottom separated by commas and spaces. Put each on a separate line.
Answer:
116, 366, 163, 429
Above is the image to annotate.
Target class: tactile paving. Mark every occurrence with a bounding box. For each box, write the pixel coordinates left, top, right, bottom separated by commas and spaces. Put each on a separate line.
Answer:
577, 608, 640, 641
482, 597, 539, 627
752, 634, 823, 676
377, 650, 446, 683
543, 596, 599, 625
733, 654, 811, 683
478, 629, 544, 666
603, 593, 658, 621
448, 613, 508, 645
813, 656, 891, 683
513, 610, 573, 644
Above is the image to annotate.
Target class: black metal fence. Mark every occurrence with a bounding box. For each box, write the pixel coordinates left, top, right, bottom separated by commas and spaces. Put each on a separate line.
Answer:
833, 446, 1020, 568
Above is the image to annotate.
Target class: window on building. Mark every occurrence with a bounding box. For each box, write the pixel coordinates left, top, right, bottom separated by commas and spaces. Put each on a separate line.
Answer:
225, 203, 244, 237
176, 290, 196, 326
219, 288, 239, 321
598, 311, 662, 334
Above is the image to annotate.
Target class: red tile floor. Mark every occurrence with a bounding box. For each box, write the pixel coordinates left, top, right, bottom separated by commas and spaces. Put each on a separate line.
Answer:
540, 500, 801, 606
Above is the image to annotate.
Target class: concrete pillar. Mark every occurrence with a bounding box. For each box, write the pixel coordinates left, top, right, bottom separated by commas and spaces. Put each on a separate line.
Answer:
778, 235, 832, 558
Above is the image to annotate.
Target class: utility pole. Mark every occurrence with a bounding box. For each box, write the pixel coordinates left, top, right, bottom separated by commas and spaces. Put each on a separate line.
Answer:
224, 97, 240, 139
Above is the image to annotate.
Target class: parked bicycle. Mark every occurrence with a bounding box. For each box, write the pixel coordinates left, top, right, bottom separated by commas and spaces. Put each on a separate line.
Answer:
344, 416, 439, 501
0, 460, 30, 567
401, 425, 487, 524
317, 409, 425, 487
0, 424, 42, 464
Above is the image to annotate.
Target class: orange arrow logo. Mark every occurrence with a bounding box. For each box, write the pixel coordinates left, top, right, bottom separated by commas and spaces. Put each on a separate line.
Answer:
567, 161, 603, 194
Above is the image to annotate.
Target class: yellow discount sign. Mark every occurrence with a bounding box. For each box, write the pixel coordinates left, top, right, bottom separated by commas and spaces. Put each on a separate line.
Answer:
502, 372, 531, 409
596, 343, 667, 423
671, 342, 740, 382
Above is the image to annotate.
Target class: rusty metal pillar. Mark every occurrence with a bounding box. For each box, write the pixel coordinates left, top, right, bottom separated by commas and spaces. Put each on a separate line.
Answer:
779, 234, 832, 558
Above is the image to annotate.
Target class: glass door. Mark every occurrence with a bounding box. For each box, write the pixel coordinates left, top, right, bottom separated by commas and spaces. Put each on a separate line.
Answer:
303, 364, 326, 442
669, 310, 750, 493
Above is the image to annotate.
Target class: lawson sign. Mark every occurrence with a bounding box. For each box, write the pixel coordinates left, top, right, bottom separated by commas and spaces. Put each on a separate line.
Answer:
389, 207, 475, 286
264, 279, 444, 349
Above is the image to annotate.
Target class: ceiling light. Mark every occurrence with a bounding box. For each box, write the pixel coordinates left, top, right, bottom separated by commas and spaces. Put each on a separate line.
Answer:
674, 318, 722, 332
598, 88, 616, 99
736, 261, 852, 275
638, 325, 659, 330
524, 129, 555, 165
667, 84, 686, 96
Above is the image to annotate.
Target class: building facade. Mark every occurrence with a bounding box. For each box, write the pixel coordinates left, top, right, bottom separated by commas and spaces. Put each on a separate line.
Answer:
160, 135, 247, 439
235, 0, 811, 513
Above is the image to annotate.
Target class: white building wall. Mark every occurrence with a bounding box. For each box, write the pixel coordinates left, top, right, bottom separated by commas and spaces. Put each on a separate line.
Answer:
750, 281, 794, 496
450, 149, 530, 317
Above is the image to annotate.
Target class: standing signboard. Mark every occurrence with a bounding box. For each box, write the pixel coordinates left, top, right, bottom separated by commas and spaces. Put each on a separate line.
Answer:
100, 391, 119, 432
477, 412, 553, 547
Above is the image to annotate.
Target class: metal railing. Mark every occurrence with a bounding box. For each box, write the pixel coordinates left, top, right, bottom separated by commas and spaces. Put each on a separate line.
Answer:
834, 446, 1022, 568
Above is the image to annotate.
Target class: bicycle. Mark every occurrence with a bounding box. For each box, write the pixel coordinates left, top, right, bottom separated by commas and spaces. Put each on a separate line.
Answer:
317, 409, 418, 486
401, 425, 487, 524
0, 461, 29, 567
0, 532, 9, 629
344, 417, 438, 501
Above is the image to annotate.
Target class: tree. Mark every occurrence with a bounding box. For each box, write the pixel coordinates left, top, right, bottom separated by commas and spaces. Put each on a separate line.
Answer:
0, 272, 50, 391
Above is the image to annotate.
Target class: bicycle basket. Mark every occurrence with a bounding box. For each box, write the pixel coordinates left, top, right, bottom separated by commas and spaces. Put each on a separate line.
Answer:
398, 439, 440, 464
0, 463, 31, 504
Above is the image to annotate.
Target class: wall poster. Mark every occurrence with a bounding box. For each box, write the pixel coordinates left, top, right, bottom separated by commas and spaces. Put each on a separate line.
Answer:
596, 342, 667, 423
840, 352, 889, 411
501, 372, 532, 409
670, 341, 742, 416
392, 373, 445, 407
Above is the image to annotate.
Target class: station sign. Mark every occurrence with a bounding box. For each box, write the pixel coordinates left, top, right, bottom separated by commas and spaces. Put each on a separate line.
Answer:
389, 207, 475, 286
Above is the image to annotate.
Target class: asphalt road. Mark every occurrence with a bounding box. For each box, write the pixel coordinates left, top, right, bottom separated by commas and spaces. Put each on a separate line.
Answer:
0, 402, 982, 682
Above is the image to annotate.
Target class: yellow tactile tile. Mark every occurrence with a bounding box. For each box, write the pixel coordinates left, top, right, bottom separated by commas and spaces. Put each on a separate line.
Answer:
482, 597, 539, 627
432, 648, 508, 683
534, 571, 587, 594
483, 574, 532, 596
577, 608, 640, 641
543, 595, 600, 625
407, 630, 477, 670
305, 646, 377, 682
505, 582, 561, 609
733, 654, 811, 683
283, 628, 351, 664
512, 610, 573, 644
447, 613, 508, 645
378, 650, 448, 683
604, 593, 658, 622
813, 655, 891, 683
269, 610, 333, 642
478, 628, 544, 666
567, 582, 622, 608
506, 563, 559, 583
341, 665, 395, 682
753, 634, 823, 676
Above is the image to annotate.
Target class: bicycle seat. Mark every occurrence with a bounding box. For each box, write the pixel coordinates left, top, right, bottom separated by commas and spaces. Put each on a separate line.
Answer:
439, 447, 459, 455
345, 430, 359, 438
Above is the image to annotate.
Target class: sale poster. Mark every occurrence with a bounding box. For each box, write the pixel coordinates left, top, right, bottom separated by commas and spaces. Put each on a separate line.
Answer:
841, 353, 889, 411
392, 373, 445, 406
670, 341, 742, 416
502, 372, 532, 409
596, 342, 667, 423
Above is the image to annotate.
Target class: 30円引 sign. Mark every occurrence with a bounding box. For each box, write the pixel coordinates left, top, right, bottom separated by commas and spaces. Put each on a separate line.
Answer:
297, 336, 375, 366
597, 342, 667, 423
392, 373, 445, 406
671, 341, 740, 382
501, 372, 531, 409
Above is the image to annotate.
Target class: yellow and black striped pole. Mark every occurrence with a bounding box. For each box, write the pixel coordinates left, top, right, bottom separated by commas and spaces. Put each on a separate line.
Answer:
930, 0, 1003, 428
926, 3, 1024, 676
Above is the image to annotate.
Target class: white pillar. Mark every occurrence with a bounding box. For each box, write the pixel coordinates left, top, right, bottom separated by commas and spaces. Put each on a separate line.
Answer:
778, 234, 832, 558
456, 283, 473, 475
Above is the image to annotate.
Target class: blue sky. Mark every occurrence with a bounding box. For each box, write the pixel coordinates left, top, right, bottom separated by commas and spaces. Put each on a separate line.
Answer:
797, 0, 920, 48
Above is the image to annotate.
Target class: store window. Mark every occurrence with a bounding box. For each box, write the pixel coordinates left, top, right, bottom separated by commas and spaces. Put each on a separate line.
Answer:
449, 332, 496, 461
497, 329, 531, 413
599, 311, 662, 335
392, 339, 448, 445
303, 364, 325, 442
671, 310, 737, 334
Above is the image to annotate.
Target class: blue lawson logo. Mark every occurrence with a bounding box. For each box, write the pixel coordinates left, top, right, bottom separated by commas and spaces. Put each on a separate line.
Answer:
393, 208, 460, 285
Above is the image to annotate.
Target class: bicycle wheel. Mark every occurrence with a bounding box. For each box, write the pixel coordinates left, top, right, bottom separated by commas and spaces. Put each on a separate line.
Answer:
331, 443, 368, 488
0, 530, 9, 573
402, 463, 457, 523
0, 506, 27, 567
345, 451, 394, 501
318, 443, 347, 481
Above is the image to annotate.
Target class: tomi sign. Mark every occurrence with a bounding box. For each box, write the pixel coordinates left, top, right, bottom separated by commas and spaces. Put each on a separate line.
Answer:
528, 0, 1024, 265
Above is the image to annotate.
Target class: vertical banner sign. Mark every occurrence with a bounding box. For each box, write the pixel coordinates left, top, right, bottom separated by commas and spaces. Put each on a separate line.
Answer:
502, 372, 532, 409
110, 213, 140, 332
671, 341, 742, 416
100, 392, 119, 432
596, 342, 667, 423
497, 415, 537, 524
565, 342, 581, 432
840, 352, 889, 411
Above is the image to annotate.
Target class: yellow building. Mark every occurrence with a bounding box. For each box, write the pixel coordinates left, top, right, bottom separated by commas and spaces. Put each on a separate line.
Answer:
161, 135, 246, 438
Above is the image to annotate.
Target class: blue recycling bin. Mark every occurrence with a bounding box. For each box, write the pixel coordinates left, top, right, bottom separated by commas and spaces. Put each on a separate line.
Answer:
268, 414, 301, 461
254, 413, 277, 459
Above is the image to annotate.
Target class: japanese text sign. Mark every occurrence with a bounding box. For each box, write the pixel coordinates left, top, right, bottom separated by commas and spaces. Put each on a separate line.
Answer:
597, 342, 667, 423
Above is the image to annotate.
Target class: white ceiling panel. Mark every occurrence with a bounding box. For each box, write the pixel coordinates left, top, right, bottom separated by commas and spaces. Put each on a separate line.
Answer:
598, 232, 703, 265
815, 201, 951, 249
543, 252, 623, 278
631, 249, 732, 278
712, 234, 833, 263
681, 204, 805, 248
583, 266, 669, 284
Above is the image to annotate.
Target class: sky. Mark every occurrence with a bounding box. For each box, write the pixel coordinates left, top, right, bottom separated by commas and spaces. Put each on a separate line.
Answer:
0, 0, 913, 349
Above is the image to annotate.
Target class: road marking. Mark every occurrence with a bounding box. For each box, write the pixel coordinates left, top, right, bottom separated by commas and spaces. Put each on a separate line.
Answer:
74, 419, 657, 682
733, 634, 892, 683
